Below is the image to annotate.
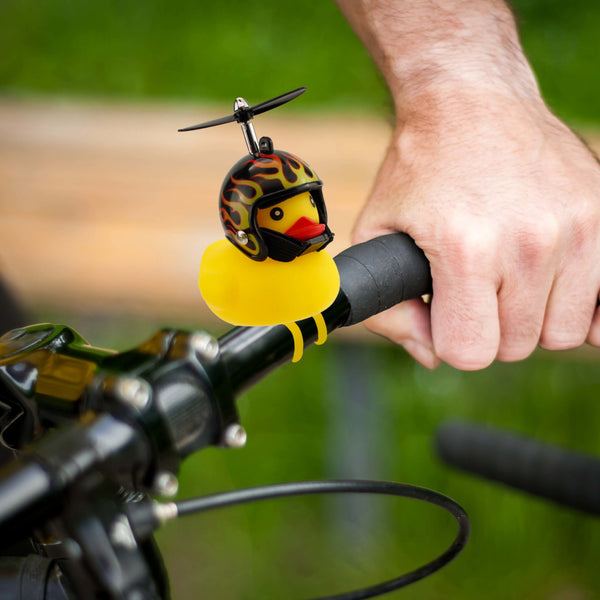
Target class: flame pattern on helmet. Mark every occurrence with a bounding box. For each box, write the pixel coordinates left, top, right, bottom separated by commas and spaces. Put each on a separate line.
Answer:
221, 176, 262, 256
220, 150, 322, 260
252, 151, 317, 190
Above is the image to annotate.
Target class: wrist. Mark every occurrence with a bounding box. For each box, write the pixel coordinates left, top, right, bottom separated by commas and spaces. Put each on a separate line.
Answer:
339, 1, 543, 121
394, 82, 550, 143
390, 52, 544, 124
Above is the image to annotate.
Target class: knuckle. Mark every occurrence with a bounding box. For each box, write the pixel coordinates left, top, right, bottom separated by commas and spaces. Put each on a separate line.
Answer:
539, 327, 587, 351
518, 215, 560, 262
587, 325, 600, 347
436, 339, 496, 371
497, 318, 543, 362
540, 293, 597, 351
496, 343, 536, 363
570, 205, 600, 249
437, 218, 498, 273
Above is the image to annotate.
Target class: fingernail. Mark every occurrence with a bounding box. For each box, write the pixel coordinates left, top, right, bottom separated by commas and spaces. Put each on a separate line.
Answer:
403, 340, 440, 370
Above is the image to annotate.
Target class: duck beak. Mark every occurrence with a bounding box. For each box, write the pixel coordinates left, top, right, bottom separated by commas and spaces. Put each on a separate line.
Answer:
284, 216, 326, 241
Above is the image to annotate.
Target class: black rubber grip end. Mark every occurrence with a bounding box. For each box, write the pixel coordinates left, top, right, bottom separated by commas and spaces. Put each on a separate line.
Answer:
334, 233, 432, 326
436, 420, 600, 515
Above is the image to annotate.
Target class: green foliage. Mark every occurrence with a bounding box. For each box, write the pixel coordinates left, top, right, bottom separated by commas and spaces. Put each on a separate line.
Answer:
0, 0, 389, 112
514, 0, 600, 125
0, 0, 598, 122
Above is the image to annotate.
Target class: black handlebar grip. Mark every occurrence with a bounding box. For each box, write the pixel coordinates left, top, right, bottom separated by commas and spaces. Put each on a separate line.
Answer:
334, 233, 432, 326
436, 420, 600, 515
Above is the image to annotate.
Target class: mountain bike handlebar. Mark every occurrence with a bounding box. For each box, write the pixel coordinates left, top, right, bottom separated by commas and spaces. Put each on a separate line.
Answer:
334, 233, 432, 326
0, 231, 596, 599
220, 233, 431, 395
0, 233, 433, 539
436, 420, 600, 515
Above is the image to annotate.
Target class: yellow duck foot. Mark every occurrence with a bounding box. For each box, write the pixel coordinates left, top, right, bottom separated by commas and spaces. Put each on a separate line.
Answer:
285, 322, 304, 363
313, 313, 327, 345
285, 314, 328, 363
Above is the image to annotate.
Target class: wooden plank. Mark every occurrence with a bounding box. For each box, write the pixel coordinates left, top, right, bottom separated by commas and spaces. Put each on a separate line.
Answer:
0, 99, 389, 322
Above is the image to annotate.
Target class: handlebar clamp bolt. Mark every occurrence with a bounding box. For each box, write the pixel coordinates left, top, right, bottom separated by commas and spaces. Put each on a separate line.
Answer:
109, 515, 138, 549
153, 471, 179, 498
114, 377, 151, 410
224, 423, 247, 448
190, 332, 220, 361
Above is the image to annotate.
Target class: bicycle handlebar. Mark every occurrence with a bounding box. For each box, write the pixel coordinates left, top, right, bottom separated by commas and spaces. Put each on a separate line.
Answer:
0, 234, 432, 536
219, 233, 431, 395
0, 233, 439, 600
3, 231, 597, 598
436, 420, 600, 515
335, 233, 431, 326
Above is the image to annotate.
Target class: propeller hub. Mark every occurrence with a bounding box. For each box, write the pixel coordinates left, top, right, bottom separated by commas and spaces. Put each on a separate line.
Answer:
233, 97, 250, 111
177, 87, 307, 158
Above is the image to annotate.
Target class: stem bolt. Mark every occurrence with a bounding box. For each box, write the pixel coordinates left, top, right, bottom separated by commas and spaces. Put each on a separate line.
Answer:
190, 332, 219, 361
114, 377, 151, 410
109, 516, 137, 549
224, 424, 247, 448
153, 471, 179, 498
153, 502, 179, 524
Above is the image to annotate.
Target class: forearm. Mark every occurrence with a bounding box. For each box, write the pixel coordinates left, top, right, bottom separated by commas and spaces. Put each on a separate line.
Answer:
334, 0, 542, 119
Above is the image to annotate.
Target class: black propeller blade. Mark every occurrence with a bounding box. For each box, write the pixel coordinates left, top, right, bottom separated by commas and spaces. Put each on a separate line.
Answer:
178, 114, 235, 132
178, 87, 306, 133
251, 87, 306, 116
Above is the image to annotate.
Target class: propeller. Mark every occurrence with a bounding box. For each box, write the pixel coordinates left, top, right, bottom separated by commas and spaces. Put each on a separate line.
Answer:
178, 87, 306, 132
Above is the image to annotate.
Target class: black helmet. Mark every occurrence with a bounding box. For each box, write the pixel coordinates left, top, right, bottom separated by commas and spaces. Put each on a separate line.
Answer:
219, 144, 333, 262
179, 88, 333, 261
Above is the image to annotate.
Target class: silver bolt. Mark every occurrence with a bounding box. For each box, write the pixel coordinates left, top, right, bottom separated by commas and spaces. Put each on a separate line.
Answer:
224, 423, 247, 448
114, 377, 151, 409
109, 516, 137, 549
153, 502, 179, 524
189, 332, 219, 361
236, 230, 249, 245
153, 471, 179, 498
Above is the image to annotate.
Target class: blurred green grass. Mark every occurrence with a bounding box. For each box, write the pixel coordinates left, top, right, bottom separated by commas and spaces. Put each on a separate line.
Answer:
1, 0, 599, 124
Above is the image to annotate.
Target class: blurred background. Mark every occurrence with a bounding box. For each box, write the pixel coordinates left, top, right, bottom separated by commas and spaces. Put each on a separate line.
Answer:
1, 0, 600, 598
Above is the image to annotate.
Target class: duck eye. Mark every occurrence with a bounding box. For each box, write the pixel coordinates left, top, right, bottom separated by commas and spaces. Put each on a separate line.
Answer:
309, 195, 316, 207
270, 207, 284, 221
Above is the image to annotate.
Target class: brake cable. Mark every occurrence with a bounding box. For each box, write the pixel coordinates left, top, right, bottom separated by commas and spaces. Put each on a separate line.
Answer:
128, 479, 470, 600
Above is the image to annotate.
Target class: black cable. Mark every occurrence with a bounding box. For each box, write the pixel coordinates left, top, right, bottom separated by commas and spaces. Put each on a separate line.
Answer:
174, 479, 470, 600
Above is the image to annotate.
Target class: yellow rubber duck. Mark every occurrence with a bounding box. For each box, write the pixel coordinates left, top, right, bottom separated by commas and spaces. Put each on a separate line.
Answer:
200, 187, 339, 362
180, 90, 340, 361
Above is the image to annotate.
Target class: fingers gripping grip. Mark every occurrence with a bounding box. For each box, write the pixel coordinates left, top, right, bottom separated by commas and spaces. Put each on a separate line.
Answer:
334, 233, 432, 326
436, 420, 600, 515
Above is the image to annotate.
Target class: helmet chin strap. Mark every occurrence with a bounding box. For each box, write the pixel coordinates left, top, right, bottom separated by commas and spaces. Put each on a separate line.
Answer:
261, 228, 334, 262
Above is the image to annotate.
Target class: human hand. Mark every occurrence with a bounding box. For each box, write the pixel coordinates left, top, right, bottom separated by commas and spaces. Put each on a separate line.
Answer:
354, 91, 600, 369
334, 0, 600, 369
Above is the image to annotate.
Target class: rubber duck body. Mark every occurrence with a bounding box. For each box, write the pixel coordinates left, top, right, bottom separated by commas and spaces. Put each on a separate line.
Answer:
199, 148, 339, 360
199, 236, 339, 326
